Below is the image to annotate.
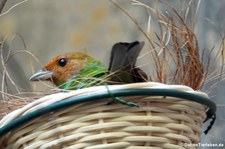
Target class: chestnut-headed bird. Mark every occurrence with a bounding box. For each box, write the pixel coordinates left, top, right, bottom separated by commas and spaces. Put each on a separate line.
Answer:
30, 41, 147, 90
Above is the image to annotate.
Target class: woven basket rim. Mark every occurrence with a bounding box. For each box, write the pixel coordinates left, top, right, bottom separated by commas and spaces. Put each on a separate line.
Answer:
0, 82, 216, 138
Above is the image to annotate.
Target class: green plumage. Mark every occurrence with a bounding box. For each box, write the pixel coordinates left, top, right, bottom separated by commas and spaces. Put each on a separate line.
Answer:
59, 41, 147, 90
60, 60, 109, 90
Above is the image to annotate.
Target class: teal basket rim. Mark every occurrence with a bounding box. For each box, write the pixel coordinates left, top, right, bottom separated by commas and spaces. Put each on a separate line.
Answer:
0, 88, 216, 138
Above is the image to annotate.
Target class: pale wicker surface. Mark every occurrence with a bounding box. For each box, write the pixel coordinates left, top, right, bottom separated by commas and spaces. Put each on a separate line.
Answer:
0, 82, 207, 149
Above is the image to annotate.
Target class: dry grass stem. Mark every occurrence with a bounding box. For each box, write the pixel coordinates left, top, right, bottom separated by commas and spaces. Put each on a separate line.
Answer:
112, 0, 224, 92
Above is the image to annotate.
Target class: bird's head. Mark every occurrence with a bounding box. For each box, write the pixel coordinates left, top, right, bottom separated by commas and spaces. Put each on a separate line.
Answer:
29, 53, 95, 86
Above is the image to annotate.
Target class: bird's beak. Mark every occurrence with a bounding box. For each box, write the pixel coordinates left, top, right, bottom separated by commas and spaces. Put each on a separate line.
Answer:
29, 70, 54, 81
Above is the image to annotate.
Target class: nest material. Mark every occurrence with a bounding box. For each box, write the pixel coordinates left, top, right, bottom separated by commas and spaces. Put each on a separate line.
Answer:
0, 98, 36, 119
0, 82, 207, 149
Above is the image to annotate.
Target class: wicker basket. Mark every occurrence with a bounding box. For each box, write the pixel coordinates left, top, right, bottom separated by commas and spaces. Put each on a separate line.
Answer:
0, 82, 216, 149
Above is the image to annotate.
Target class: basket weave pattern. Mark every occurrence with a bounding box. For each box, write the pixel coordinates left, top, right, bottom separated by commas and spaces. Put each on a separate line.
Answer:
0, 83, 207, 149
1, 98, 206, 149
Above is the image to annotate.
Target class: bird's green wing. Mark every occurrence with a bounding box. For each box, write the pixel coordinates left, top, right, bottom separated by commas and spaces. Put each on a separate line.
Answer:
60, 60, 109, 90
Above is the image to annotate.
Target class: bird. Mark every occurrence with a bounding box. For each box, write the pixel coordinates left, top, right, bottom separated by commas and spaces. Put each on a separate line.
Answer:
30, 41, 147, 91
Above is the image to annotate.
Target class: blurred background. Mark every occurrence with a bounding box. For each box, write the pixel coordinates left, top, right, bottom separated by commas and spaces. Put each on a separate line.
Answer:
0, 0, 225, 148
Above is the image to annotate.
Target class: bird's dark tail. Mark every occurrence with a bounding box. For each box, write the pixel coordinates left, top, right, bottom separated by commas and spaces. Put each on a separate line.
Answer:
109, 41, 147, 83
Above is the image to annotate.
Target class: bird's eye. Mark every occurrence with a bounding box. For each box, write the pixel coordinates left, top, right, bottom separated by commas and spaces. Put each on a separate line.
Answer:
57, 58, 67, 67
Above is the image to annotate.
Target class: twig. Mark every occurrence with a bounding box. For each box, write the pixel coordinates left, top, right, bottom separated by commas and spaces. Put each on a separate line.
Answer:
0, 0, 7, 13
0, 0, 29, 17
